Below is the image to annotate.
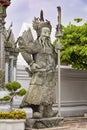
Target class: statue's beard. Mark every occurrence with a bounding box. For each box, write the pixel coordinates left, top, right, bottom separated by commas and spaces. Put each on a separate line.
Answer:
39, 36, 52, 49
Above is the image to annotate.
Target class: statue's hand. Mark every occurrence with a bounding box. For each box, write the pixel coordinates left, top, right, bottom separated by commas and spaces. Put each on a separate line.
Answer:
30, 63, 40, 72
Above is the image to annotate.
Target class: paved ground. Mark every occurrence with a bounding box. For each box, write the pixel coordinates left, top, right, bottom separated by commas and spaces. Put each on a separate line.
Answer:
58, 122, 87, 130
31, 117, 87, 130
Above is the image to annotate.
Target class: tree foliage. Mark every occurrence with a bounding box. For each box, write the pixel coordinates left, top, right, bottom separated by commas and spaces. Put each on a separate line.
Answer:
74, 18, 83, 23
0, 81, 26, 110
56, 22, 87, 69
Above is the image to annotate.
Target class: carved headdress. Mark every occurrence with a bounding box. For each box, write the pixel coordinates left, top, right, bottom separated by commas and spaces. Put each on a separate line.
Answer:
32, 10, 52, 37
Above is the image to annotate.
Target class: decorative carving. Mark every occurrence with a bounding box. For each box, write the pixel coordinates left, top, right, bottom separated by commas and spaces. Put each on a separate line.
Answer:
3, 24, 19, 58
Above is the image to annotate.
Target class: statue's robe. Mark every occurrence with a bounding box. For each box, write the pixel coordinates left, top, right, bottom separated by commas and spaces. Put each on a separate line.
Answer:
21, 39, 57, 107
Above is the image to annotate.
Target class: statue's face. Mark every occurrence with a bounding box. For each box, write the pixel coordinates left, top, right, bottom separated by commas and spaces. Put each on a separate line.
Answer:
41, 27, 50, 38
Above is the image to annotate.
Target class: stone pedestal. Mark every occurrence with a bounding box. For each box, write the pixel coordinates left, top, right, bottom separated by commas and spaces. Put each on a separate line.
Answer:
25, 117, 63, 129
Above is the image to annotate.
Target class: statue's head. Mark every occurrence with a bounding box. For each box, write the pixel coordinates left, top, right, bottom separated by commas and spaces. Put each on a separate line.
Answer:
32, 10, 52, 38
41, 27, 50, 38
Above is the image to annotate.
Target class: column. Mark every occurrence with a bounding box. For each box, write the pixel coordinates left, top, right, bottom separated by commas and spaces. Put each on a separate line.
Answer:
5, 61, 8, 83
13, 57, 18, 81
13, 66, 16, 81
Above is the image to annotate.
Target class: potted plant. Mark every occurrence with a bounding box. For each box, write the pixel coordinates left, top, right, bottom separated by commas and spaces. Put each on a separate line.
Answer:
0, 110, 26, 130
0, 81, 27, 130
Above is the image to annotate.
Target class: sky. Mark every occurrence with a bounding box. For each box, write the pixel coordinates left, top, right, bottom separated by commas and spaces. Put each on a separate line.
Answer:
5, 0, 87, 40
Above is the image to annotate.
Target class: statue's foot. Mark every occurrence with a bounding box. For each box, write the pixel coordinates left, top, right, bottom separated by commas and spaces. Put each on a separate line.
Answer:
51, 110, 58, 117
33, 112, 43, 119
44, 110, 58, 117
20, 102, 28, 108
20, 104, 25, 108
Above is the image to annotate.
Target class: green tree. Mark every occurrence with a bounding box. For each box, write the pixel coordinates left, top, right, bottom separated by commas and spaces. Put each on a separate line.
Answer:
54, 21, 87, 69
0, 81, 26, 110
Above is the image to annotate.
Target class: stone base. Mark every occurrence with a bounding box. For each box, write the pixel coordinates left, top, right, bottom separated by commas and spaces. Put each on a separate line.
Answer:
25, 117, 63, 129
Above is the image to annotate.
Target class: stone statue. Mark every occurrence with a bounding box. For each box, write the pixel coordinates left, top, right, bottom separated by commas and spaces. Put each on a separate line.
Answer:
17, 10, 58, 118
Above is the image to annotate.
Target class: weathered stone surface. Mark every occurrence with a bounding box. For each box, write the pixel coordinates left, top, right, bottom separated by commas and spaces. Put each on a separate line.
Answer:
18, 10, 59, 119
25, 117, 63, 129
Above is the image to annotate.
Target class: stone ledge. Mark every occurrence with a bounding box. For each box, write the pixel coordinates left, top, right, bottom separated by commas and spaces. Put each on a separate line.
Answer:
25, 117, 63, 129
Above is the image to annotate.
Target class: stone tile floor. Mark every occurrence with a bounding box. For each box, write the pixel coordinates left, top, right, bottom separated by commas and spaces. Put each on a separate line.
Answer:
58, 122, 87, 130
32, 117, 87, 130
61, 117, 87, 130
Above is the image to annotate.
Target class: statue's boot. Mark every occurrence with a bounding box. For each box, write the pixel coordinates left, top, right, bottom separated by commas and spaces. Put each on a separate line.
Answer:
43, 105, 58, 117
20, 102, 28, 108
33, 105, 58, 118
33, 112, 43, 118
33, 105, 44, 119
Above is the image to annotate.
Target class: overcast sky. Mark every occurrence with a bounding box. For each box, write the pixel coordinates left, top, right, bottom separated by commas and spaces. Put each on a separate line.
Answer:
5, 0, 87, 39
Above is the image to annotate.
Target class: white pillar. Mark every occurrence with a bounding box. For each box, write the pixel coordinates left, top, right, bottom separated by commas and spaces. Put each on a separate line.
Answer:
9, 56, 14, 82
5, 62, 8, 83
13, 66, 16, 81
11, 58, 14, 81
0, 32, 5, 71
0, 33, 2, 69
